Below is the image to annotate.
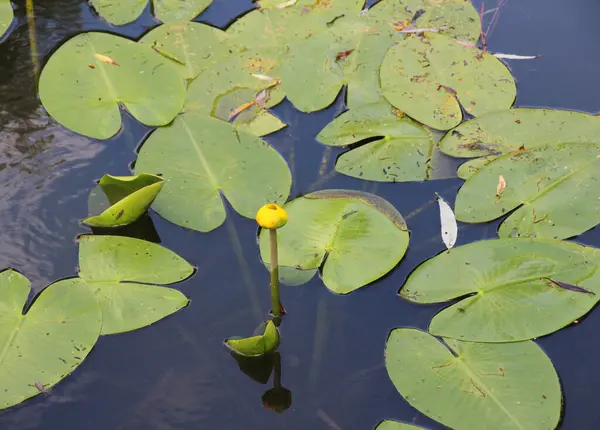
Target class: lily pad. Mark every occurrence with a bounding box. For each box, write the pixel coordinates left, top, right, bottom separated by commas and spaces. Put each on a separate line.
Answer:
91, 0, 212, 26
0, 0, 13, 40
0, 270, 101, 410
83, 173, 164, 228
224, 320, 280, 357
374, 420, 424, 430
380, 33, 516, 130
438, 108, 600, 177
39, 32, 186, 140
400, 238, 600, 342
134, 113, 291, 232
385, 328, 561, 429
258, 190, 409, 294
139, 22, 231, 81
455, 143, 600, 239
78, 235, 193, 335
317, 102, 434, 181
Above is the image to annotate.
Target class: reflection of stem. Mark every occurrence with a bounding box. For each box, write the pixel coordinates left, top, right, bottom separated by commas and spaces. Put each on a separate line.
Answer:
270, 229, 280, 317
317, 147, 332, 178
26, 0, 40, 85
273, 352, 282, 389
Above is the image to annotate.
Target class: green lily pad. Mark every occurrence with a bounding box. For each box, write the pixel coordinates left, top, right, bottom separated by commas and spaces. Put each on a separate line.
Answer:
91, 0, 212, 26
0, 0, 13, 40
380, 33, 516, 130
0, 270, 101, 410
455, 143, 600, 239
374, 420, 424, 430
39, 32, 186, 140
317, 102, 434, 181
259, 190, 409, 294
385, 328, 561, 429
78, 235, 193, 335
439, 108, 600, 177
83, 173, 164, 228
139, 22, 231, 81
224, 320, 280, 357
134, 113, 291, 232
401, 238, 599, 342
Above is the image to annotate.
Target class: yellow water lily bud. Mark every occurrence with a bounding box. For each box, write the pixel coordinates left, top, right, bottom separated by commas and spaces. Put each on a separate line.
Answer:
256, 203, 288, 229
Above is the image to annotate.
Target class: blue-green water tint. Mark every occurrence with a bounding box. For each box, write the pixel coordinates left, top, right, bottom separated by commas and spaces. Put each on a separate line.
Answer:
0, 0, 599, 428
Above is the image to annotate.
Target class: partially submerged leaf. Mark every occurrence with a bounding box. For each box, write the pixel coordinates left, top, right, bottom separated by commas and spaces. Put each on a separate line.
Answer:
375, 420, 425, 430
385, 328, 561, 429
436, 194, 457, 249
39, 32, 186, 139
91, 0, 212, 26
0, 270, 101, 410
134, 113, 291, 232
78, 235, 193, 334
400, 238, 600, 342
317, 102, 434, 182
0, 0, 13, 40
83, 173, 164, 228
455, 143, 600, 239
380, 33, 516, 130
224, 320, 280, 357
259, 190, 409, 294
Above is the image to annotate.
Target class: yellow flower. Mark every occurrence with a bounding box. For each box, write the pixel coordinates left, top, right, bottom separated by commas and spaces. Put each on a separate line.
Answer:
256, 203, 288, 229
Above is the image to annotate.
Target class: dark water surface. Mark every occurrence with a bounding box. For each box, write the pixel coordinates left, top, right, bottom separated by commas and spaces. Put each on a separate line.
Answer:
0, 1, 599, 429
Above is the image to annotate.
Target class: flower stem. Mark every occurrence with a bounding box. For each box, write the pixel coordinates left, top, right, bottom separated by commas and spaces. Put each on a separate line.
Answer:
269, 229, 280, 317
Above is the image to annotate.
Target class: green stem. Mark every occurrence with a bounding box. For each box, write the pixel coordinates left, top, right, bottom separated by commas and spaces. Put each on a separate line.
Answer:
25, 0, 39, 85
269, 229, 280, 317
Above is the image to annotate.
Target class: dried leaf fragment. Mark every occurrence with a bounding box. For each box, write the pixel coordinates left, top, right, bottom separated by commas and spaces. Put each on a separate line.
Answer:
252, 73, 278, 82
276, 0, 297, 8
94, 53, 120, 66
496, 175, 506, 197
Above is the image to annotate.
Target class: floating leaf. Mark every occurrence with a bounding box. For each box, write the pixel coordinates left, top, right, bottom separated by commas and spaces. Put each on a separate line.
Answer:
436, 194, 457, 249
39, 32, 185, 139
139, 22, 231, 80
385, 328, 561, 429
317, 102, 434, 182
83, 173, 164, 228
380, 33, 516, 130
224, 320, 280, 357
259, 190, 409, 294
438, 108, 600, 165
455, 143, 600, 239
78, 235, 193, 335
374, 420, 424, 430
90, 0, 212, 26
134, 113, 291, 232
400, 238, 600, 342
0, 270, 101, 410
0, 0, 13, 40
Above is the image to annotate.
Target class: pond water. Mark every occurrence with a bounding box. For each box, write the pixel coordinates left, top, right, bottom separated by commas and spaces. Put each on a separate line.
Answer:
0, 0, 600, 428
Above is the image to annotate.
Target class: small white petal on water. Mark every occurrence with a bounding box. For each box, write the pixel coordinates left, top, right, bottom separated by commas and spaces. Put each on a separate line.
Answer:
436, 193, 457, 249
494, 53, 539, 60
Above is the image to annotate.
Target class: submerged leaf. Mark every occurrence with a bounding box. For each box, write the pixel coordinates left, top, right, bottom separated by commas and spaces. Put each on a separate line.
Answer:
78, 235, 193, 335
39, 32, 186, 139
83, 173, 164, 228
385, 329, 561, 429
436, 194, 457, 249
400, 238, 600, 342
259, 190, 409, 294
91, 0, 212, 26
224, 321, 280, 357
134, 113, 291, 232
0, 270, 101, 410
380, 33, 516, 130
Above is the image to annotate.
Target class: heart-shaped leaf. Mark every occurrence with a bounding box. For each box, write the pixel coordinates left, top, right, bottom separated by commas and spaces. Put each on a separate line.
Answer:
39, 32, 186, 139
91, 0, 212, 26
259, 190, 409, 294
380, 33, 516, 130
385, 328, 561, 429
400, 238, 599, 342
455, 143, 600, 239
0, 0, 13, 39
0, 270, 101, 410
317, 102, 433, 181
78, 235, 193, 335
134, 113, 291, 232
139, 22, 231, 81
84, 173, 164, 228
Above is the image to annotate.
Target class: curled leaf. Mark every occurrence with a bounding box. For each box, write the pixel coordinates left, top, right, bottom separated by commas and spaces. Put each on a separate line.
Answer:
224, 320, 280, 357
